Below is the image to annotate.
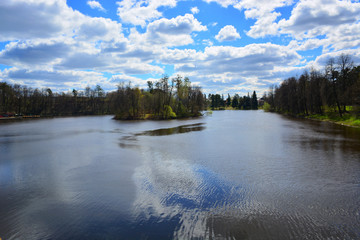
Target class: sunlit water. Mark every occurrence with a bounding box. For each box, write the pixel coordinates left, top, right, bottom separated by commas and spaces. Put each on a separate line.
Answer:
0, 111, 359, 239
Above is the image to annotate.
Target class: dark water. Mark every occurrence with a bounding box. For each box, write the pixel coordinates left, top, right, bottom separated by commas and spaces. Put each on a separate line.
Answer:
0, 111, 359, 239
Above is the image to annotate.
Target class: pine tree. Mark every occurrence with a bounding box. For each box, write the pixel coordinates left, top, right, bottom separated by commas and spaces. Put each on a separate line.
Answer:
226, 94, 231, 107
251, 91, 258, 110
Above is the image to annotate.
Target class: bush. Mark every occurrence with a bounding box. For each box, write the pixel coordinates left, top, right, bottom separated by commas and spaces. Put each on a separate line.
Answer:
162, 105, 176, 119
263, 102, 272, 112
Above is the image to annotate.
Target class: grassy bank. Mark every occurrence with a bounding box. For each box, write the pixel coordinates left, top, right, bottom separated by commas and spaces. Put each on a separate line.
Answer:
262, 103, 360, 128
307, 112, 360, 128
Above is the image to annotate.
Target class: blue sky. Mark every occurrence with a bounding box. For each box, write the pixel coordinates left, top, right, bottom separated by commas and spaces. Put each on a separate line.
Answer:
0, 0, 360, 96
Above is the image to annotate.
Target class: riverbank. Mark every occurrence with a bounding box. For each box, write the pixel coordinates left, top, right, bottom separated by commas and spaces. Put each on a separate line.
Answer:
261, 104, 360, 128
306, 112, 360, 128
0, 115, 41, 121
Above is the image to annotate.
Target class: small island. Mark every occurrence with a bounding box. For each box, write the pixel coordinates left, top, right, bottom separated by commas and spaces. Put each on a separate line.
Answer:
112, 75, 205, 120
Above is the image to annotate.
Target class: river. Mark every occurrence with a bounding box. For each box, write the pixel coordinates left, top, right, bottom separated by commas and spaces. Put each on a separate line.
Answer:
0, 110, 359, 239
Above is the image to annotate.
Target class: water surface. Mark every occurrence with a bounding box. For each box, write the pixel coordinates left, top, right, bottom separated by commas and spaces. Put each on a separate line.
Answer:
0, 111, 359, 239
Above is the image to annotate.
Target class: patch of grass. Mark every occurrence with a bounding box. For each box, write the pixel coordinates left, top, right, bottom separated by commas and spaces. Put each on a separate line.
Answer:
307, 110, 360, 128
263, 102, 272, 112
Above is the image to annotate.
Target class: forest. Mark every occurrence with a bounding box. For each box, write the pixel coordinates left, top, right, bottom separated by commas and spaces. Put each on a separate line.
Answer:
208, 91, 258, 110
262, 54, 360, 120
0, 75, 205, 120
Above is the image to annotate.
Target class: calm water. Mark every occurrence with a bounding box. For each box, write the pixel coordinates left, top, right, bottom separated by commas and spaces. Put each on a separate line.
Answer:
0, 111, 360, 239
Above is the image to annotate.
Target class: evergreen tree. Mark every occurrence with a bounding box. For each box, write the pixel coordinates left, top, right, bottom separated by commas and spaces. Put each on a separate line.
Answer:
243, 93, 251, 110
226, 94, 231, 107
251, 91, 258, 110
231, 94, 239, 108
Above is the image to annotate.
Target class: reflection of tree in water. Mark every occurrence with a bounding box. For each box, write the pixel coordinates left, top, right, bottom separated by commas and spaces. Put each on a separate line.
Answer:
137, 123, 206, 136
118, 123, 206, 149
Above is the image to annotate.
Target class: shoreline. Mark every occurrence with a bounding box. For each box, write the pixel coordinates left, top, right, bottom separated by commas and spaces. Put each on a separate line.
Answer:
263, 109, 360, 129
305, 115, 360, 129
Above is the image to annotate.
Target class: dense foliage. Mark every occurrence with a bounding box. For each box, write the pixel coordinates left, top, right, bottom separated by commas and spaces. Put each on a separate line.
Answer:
0, 75, 205, 120
208, 91, 258, 110
0, 84, 110, 116
263, 54, 360, 117
112, 75, 205, 119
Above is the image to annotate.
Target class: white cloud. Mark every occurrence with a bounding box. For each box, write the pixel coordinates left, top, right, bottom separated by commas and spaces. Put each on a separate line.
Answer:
199, 43, 301, 74
100, 40, 128, 53
87, 1, 106, 12
202, 0, 237, 8
0, 0, 123, 42
202, 0, 291, 38
325, 22, 360, 51
75, 16, 123, 41
279, 0, 360, 39
1, 0, 360, 96
139, 14, 207, 47
310, 49, 360, 70
147, 14, 207, 35
0, 67, 111, 91
0, 39, 72, 68
236, 0, 291, 38
215, 25, 240, 42
288, 38, 328, 52
160, 48, 203, 64
0, 0, 80, 41
191, 6, 199, 14
202, 39, 213, 46
116, 0, 177, 27
245, 11, 281, 38
110, 74, 149, 87
162, 43, 302, 94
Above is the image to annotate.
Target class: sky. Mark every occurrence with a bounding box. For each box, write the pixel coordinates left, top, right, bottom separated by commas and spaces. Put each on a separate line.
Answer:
0, 0, 360, 96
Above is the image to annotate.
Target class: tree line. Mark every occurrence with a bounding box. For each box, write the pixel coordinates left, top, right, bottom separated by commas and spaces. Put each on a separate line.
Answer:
208, 91, 258, 110
0, 75, 205, 120
0, 83, 110, 116
112, 75, 205, 119
263, 54, 360, 117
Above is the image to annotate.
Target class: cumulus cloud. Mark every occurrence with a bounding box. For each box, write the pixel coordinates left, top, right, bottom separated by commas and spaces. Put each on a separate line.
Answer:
310, 49, 360, 70
324, 22, 360, 51
202, 0, 237, 8
164, 43, 301, 93
154, 41, 304, 94
147, 14, 207, 35
202, 0, 291, 38
110, 74, 149, 87
116, 0, 177, 27
0, 0, 78, 41
279, 0, 360, 39
191, 6, 199, 14
58, 52, 107, 70
0, 67, 111, 91
87, 1, 106, 12
160, 48, 203, 64
142, 14, 207, 46
0, 40, 72, 67
197, 43, 300, 74
0, 0, 123, 42
246, 11, 281, 38
100, 40, 128, 53
215, 25, 240, 42
2, 0, 360, 96
76, 17, 123, 41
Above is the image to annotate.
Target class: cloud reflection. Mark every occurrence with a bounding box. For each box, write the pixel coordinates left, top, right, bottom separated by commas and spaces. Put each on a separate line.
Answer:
129, 144, 249, 238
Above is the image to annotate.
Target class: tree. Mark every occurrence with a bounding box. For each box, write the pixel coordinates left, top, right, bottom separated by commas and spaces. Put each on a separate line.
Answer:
243, 93, 251, 110
337, 54, 354, 112
232, 94, 239, 109
251, 91, 258, 110
226, 94, 231, 107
